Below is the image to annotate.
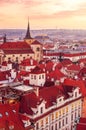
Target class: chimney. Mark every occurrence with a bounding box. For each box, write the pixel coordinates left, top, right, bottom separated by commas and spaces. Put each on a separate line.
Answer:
34, 87, 39, 97
30, 59, 33, 65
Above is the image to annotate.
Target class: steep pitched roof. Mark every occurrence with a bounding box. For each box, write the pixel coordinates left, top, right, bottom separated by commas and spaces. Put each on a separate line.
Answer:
20, 58, 37, 66
20, 92, 40, 115
31, 66, 44, 74
0, 103, 24, 130
0, 42, 34, 54
47, 68, 65, 81
39, 86, 64, 108
67, 64, 81, 71
63, 78, 86, 96
76, 118, 86, 130
0, 70, 11, 81
31, 40, 42, 45
20, 85, 64, 115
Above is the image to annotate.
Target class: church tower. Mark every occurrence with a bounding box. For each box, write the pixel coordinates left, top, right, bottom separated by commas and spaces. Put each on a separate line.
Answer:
24, 19, 34, 44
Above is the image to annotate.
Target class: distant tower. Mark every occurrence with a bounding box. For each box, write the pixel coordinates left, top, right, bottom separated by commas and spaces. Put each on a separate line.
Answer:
24, 19, 34, 44
3, 34, 6, 43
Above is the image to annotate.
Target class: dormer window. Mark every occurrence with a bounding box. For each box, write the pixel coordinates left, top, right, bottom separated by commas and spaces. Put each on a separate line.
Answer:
40, 107, 43, 114
0, 113, 2, 118
59, 99, 62, 102
5, 112, 9, 116
75, 91, 77, 97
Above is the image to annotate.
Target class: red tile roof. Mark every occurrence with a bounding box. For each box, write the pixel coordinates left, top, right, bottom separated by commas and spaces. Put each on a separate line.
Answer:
78, 58, 86, 64
61, 59, 72, 66
76, 118, 86, 130
31, 66, 44, 74
20, 85, 64, 115
3, 49, 34, 54
47, 68, 65, 81
0, 103, 24, 130
31, 40, 42, 45
0, 41, 34, 54
39, 86, 64, 108
67, 64, 81, 71
0, 70, 11, 81
64, 52, 86, 57
20, 58, 37, 66
63, 78, 86, 96
2, 61, 7, 66
78, 67, 86, 78
20, 92, 40, 115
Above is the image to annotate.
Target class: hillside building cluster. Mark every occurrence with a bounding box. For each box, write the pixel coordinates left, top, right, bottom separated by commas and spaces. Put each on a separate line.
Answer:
0, 21, 86, 130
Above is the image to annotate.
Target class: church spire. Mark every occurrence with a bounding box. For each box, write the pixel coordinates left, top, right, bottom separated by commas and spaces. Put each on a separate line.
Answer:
25, 18, 32, 39
3, 34, 6, 43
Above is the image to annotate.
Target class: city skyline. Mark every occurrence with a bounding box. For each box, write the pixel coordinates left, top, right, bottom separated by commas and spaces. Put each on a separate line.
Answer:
0, 0, 86, 29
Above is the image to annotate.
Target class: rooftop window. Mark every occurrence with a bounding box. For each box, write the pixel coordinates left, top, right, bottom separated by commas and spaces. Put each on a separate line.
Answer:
5, 112, 9, 116
12, 110, 16, 113
0, 113, 2, 118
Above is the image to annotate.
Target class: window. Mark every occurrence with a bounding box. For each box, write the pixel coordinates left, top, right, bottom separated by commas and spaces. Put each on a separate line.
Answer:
23, 57, 25, 60
12, 110, 16, 113
36, 123, 39, 129
59, 110, 61, 117
40, 120, 43, 127
62, 119, 64, 126
55, 123, 57, 130
37, 54, 39, 57
31, 75, 33, 79
75, 112, 76, 118
66, 106, 68, 113
75, 92, 77, 97
34, 75, 36, 79
0, 113, 2, 118
51, 113, 54, 120
46, 117, 48, 124
62, 108, 65, 115
71, 114, 73, 121
5, 112, 9, 116
36, 47, 40, 51
56, 112, 58, 119
16, 57, 18, 60
51, 125, 54, 130
72, 104, 74, 110
59, 121, 61, 129
4, 55, 6, 58
8, 57, 10, 60
39, 75, 41, 79
42, 75, 44, 79
66, 117, 68, 124
40, 107, 43, 114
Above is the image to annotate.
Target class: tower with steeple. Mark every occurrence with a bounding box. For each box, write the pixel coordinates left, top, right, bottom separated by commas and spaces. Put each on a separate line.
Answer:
24, 18, 43, 62
24, 19, 34, 44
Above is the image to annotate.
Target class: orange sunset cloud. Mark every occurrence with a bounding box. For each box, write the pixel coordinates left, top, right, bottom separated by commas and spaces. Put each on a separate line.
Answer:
0, 0, 86, 29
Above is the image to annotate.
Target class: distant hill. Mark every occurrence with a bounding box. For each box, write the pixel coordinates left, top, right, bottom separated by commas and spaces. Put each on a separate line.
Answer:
0, 29, 86, 41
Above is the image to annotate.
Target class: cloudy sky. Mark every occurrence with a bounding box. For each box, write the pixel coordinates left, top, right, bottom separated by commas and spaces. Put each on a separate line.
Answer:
0, 0, 86, 29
